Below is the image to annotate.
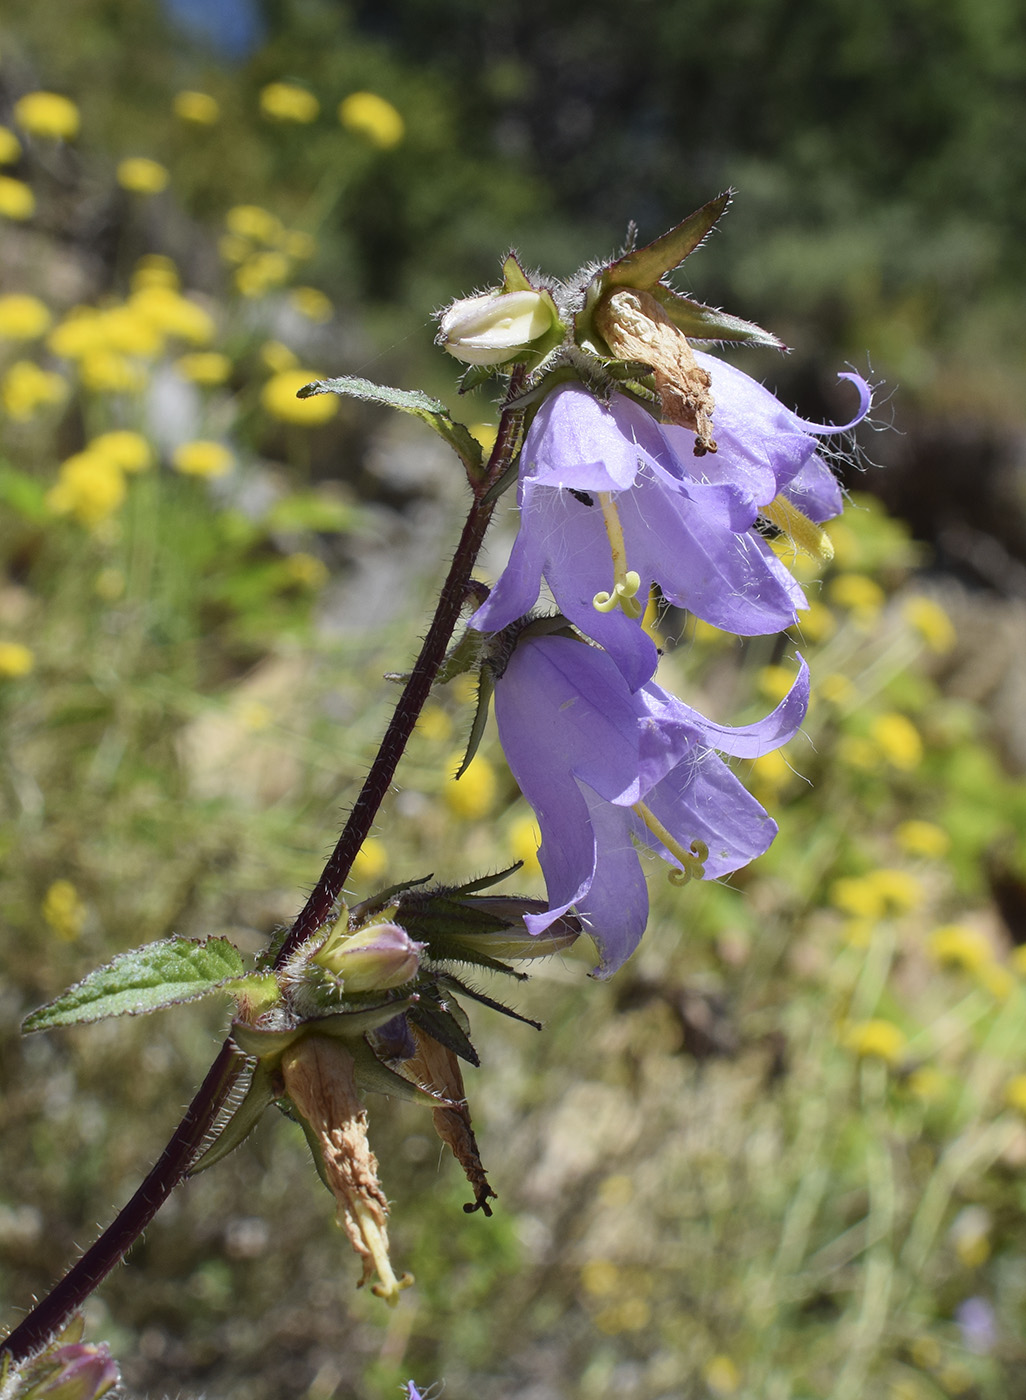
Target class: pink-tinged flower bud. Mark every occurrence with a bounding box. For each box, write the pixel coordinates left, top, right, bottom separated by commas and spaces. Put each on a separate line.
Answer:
437, 288, 556, 366
18, 1342, 120, 1400
313, 921, 422, 991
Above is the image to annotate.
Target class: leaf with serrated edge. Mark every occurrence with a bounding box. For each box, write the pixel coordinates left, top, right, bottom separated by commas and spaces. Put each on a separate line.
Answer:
23, 937, 246, 1032
605, 192, 731, 289
298, 375, 483, 475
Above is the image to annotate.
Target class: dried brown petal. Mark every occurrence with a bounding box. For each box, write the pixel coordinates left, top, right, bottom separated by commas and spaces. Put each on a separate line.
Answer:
281, 1035, 412, 1303
404, 1023, 497, 1215
594, 287, 717, 453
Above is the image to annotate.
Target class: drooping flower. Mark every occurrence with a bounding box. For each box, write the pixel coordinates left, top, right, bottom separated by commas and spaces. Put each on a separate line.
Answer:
492, 632, 809, 977
472, 364, 869, 690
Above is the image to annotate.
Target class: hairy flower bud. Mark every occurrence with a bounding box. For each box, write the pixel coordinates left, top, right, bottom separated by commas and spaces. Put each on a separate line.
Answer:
312, 920, 422, 992
12, 1340, 119, 1400
437, 288, 556, 366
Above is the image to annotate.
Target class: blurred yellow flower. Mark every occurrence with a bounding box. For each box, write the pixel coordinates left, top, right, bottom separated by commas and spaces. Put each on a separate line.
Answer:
415, 704, 453, 743
99, 305, 164, 357
116, 157, 169, 194
338, 92, 405, 149
691, 616, 732, 647
48, 307, 106, 358
94, 567, 125, 601
260, 340, 298, 373
289, 286, 333, 323
261, 369, 337, 425
871, 712, 923, 770
829, 875, 885, 920
927, 924, 993, 973
844, 1018, 907, 1065
1, 361, 66, 420
703, 1356, 741, 1397
829, 572, 885, 624
88, 430, 151, 473
868, 868, 923, 913
469, 422, 498, 453
218, 234, 251, 264
0, 126, 21, 164
260, 82, 319, 123
131, 254, 179, 292
175, 351, 232, 386
234, 251, 290, 298
977, 961, 1015, 1001
895, 819, 950, 859
902, 594, 956, 653
42, 879, 85, 941
0, 642, 34, 677
281, 230, 315, 260
819, 672, 856, 707
444, 754, 498, 820
792, 598, 836, 643
130, 287, 215, 344
0, 176, 35, 220
283, 552, 329, 589
837, 734, 880, 771
757, 664, 796, 704
351, 836, 388, 883
748, 748, 795, 796
905, 1065, 948, 1103
579, 1259, 618, 1297
173, 90, 220, 125
48, 451, 126, 526
79, 352, 147, 395
509, 813, 542, 876
171, 440, 233, 478
226, 204, 283, 244
1005, 1073, 1026, 1115
14, 92, 80, 140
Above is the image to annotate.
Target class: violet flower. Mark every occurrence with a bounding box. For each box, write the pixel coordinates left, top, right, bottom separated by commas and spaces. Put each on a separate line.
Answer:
472, 360, 870, 691
494, 632, 809, 977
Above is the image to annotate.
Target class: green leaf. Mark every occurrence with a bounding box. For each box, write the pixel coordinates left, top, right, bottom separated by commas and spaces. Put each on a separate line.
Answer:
188, 1058, 280, 1175
297, 375, 483, 476
23, 936, 247, 1032
650, 286, 786, 350
605, 192, 732, 288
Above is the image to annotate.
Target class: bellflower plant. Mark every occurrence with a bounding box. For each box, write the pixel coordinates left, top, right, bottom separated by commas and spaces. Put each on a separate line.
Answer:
3, 191, 875, 1389
470, 356, 870, 692
491, 630, 809, 977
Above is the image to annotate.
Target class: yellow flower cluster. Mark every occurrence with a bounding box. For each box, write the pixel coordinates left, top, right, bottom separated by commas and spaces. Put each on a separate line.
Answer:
173, 91, 220, 125
902, 594, 956, 653
843, 1018, 907, 1065
220, 205, 316, 299
0, 176, 35, 220
48, 277, 216, 397
116, 157, 170, 195
829, 868, 922, 922
0, 642, 34, 677
46, 431, 151, 527
444, 753, 498, 820
171, 440, 234, 478
0, 294, 51, 340
14, 92, 80, 141
0, 126, 21, 164
1, 360, 66, 420
338, 92, 404, 149
829, 572, 885, 627
175, 351, 232, 386
261, 369, 337, 425
42, 879, 86, 941
259, 83, 319, 123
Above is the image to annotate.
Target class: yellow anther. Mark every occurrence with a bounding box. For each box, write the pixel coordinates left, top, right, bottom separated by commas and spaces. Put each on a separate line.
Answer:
594, 493, 643, 617
633, 802, 708, 883
762, 494, 834, 561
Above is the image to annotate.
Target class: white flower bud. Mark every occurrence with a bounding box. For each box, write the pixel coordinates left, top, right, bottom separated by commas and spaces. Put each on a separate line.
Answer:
438, 288, 555, 366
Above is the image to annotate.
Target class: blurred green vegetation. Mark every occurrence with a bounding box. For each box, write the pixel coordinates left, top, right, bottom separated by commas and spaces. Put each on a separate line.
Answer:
3, 3, 1026, 1399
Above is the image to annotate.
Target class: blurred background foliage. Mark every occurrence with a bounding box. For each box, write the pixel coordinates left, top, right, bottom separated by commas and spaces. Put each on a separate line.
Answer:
3, 1, 1026, 1398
